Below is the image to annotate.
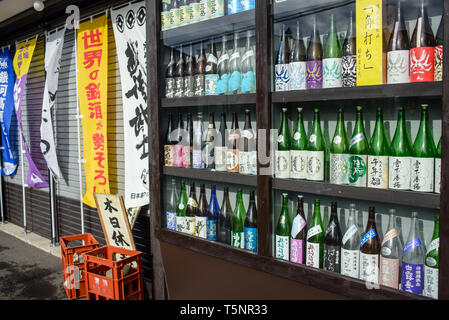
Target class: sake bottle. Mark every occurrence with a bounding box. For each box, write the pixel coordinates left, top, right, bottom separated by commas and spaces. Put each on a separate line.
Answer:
435, 19, 443, 81
290, 107, 308, 180
185, 182, 198, 235
342, 10, 357, 87
176, 180, 188, 233
173, 113, 184, 167
229, 32, 242, 94
411, 104, 436, 192
196, 184, 208, 238
179, 0, 189, 26
368, 107, 390, 189
232, 188, 246, 249
170, 0, 181, 28
330, 108, 349, 185
348, 106, 369, 187
161, 0, 172, 31
360, 206, 381, 284
323, 202, 342, 273
217, 34, 230, 95
192, 113, 204, 169
240, 109, 257, 175
165, 47, 176, 98
380, 209, 401, 289
182, 112, 193, 168
194, 41, 206, 96
215, 112, 227, 171
341, 203, 361, 279
217, 187, 233, 245
244, 191, 258, 252
190, 0, 201, 24
275, 24, 290, 91
275, 193, 292, 261
204, 112, 216, 170
164, 113, 175, 167
306, 16, 323, 89
289, 21, 307, 90
290, 195, 307, 264
166, 178, 178, 231
389, 106, 413, 190
226, 112, 240, 173
387, 1, 410, 84
434, 137, 441, 194
401, 212, 425, 295
207, 185, 220, 241
205, 40, 219, 95
323, 14, 342, 88
423, 216, 439, 299
276, 108, 291, 179
174, 45, 185, 98
306, 108, 325, 181
199, 0, 210, 21
241, 30, 256, 94
184, 43, 196, 97
306, 199, 324, 269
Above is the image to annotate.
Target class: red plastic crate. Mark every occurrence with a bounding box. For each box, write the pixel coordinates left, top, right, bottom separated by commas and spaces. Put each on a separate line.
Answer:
60, 233, 99, 299
83, 246, 144, 300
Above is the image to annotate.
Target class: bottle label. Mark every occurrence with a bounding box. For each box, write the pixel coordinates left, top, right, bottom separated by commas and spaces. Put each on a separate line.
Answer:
241, 0, 255, 10
290, 150, 308, 179
244, 227, 257, 252
249, 150, 257, 175
217, 73, 230, 94
306, 150, 324, 181
381, 228, 398, 247
423, 265, 439, 299
401, 262, 423, 294
192, 149, 204, 168
389, 156, 411, 190
427, 238, 439, 256
290, 239, 304, 264
410, 47, 435, 82
194, 74, 205, 96
204, 142, 215, 168
241, 71, 256, 93
435, 157, 441, 193
306, 242, 321, 268
184, 216, 196, 235
348, 154, 367, 187
207, 219, 217, 241
165, 78, 175, 98
199, 0, 210, 20
228, 0, 243, 14
239, 151, 251, 174
380, 257, 400, 289
361, 228, 377, 247
214, 146, 227, 171
410, 157, 434, 192
176, 216, 186, 233
435, 45, 443, 81
330, 153, 349, 185
205, 74, 219, 95
325, 220, 336, 236
341, 248, 360, 278
171, 8, 181, 27
166, 212, 176, 231
306, 60, 323, 89
226, 148, 239, 172
206, 55, 218, 68
174, 77, 184, 97
307, 225, 322, 240
229, 70, 242, 92
360, 253, 379, 283
161, 11, 170, 31
403, 237, 422, 255
241, 49, 254, 64
323, 58, 342, 88
387, 50, 410, 84
275, 235, 290, 260
209, 0, 225, 18
291, 214, 306, 238
190, 2, 201, 23
275, 64, 290, 91
218, 53, 229, 66
342, 55, 357, 87
367, 155, 389, 189
323, 244, 340, 272
275, 150, 290, 179
173, 145, 184, 167
164, 145, 174, 167
349, 133, 364, 148
195, 216, 207, 238
184, 76, 195, 97
180, 5, 191, 26
232, 231, 245, 249
182, 146, 191, 168
342, 224, 358, 246
289, 61, 307, 90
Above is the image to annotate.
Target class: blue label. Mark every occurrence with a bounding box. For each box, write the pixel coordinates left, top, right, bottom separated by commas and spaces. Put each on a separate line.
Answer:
205, 74, 219, 95
244, 227, 257, 252
207, 219, 217, 241
217, 73, 230, 94
166, 212, 176, 231
229, 71, 242, 92
241, 0, 255, 10
403, 237, 422, 255
241, 71, 255, 93
228, 0, 243, 14
401, 262, 423, 294
360, 228, 377, 247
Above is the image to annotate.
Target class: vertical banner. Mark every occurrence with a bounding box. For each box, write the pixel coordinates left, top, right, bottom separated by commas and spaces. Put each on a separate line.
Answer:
40, 28, 66, 181
111, 3, 149, 209
77, 15, 110, 208
0, 48, 18, 176
356, 0, 384, 86
13, 38, 49, 188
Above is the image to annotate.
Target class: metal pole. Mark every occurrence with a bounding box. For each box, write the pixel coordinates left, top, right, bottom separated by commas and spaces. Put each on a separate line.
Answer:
0, 148, 5, 225
49, 170, 57, 247
19, 136, 27, 234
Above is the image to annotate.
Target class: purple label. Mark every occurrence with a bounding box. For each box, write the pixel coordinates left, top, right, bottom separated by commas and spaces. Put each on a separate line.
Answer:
401, 262, 423, 294
173, 145, 183, 167
290, 238, 304, 264
306, 60, 323, 89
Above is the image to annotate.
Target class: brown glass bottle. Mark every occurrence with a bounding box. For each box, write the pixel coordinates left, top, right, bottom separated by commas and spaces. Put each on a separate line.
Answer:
174, 45, 185, 98
184, 43, 196, 97
185, 182, 198, 235
290, 195, 307, 264
360, 206, 381, 284
323, 201, 342, 273
165, 47, 176, 98
195, 184, 208, 239
226, 112, 240, 173
306, 16, 323, 89
194, 41, 206, 96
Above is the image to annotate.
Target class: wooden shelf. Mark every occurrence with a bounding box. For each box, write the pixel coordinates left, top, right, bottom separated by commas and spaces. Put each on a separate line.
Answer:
161, 93, 256, 108
272, 178, 440, 210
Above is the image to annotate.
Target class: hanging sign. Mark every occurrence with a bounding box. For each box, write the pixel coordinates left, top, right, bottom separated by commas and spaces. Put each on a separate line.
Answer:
0, 48, 18, 176
111, 2, 149, 209
77, 15, 110, 208
40, 28, 66, 181
13, 38, 49, 188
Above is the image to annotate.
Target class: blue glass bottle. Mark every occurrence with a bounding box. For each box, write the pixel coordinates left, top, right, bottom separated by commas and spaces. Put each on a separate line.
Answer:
207, 185, 220, 240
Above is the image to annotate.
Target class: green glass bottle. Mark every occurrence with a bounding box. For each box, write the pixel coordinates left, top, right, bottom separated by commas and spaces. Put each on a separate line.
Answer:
176, 180, 188, 233
348, 106, 370, 187
423, 216, 439, 299
389, 106, 413, 190
275, 193, 292, 261
368, 107, 390, 189
411, 104, 436, 192
323, 14, 343, 88
306, 108, 325, 181
306, 199, 324, 269
276, 108, 291, 179
435, 137, 441, 194
290, 107, 308, 180
330, 108, 349, 185
232, 188, 246, 249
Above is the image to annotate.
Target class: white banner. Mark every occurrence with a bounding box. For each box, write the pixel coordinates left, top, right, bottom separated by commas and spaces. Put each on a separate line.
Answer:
40, 28, 65, 180
111, 2, 149, 209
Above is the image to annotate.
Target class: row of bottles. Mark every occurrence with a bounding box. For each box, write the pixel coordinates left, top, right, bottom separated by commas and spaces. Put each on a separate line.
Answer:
275, 2, 443, 91
161, 0, 255, 31
165, 179, 257, 251
164, 110, 257, 174
165, 31, 256, 98
275, 193, 440, 299
275, 105, 442, 193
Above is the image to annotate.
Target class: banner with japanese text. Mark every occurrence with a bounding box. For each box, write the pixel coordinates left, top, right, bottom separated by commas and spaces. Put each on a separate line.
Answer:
111, 3, 149, 209
77, 15, 110, 208
13, 38, 49, 188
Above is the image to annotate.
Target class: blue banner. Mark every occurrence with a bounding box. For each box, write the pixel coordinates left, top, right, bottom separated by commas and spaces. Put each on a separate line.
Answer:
0, 48, 18, 176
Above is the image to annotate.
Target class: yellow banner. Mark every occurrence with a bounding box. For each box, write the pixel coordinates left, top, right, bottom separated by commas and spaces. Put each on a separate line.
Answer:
77, 15, 110, 208
13, 38, 37, 79
356, 0, 383, 86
